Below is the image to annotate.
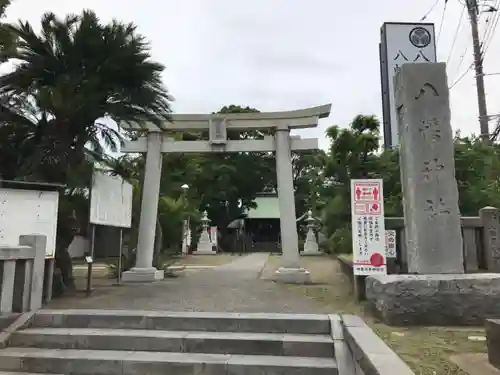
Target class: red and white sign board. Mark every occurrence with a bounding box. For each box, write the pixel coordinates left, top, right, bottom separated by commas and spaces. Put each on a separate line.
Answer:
351, 179, 387, 276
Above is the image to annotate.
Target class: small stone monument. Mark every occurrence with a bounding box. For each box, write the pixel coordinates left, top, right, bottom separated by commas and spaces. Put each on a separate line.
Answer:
301, 210, 322, 256
194, 211, 216, 255
181, 219, 190, 256
365, 62, 500, 325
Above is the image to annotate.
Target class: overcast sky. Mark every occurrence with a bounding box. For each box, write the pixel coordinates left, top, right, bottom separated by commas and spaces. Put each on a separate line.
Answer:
4, 0, 498, 149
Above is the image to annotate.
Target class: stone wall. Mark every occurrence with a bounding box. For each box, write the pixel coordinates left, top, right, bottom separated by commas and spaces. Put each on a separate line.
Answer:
385, 206, 499, 273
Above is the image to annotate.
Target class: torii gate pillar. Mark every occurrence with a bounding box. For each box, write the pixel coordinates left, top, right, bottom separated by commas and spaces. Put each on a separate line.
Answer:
120, 104, 331, 284
273, 126, 310, 282
122, 131, 165, 282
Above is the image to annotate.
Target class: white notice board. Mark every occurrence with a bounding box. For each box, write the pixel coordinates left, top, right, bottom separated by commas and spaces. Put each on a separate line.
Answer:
90, 171, 133, 228
0, 188, 59, 258
380, 23, 437, 146
350, 179, 387, 276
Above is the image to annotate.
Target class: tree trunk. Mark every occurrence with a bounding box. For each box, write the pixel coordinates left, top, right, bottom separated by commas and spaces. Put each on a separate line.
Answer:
54, 234, 76, 291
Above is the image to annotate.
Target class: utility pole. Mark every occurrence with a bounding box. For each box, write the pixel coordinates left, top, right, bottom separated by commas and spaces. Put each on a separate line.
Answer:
466, 0, 490, 141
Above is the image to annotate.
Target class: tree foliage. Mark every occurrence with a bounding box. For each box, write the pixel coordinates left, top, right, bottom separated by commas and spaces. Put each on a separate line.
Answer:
0, 9, 172, 291
0, 10, 172, 182
0, 0, 15, 61
320, 115, 500, 254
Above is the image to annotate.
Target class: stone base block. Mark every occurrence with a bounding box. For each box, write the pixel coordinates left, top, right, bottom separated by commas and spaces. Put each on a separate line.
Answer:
366, 273, 500, 326
300, 250, 323, 256
486, 319, 500, 369
121, 267, 164, 283
272, 267, 312, 284
192, 250, 217, 255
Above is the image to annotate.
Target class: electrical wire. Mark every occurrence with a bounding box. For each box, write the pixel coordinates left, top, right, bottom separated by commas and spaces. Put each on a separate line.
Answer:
480, 1, 497, 39
450, 1, 498, 88
453, 45, 469, 77
479, 0, 499, 50
447, 4, 467, 64
421, 0, 441, 21
449, 63, 474, 89
437, 0, 449, 43
481, 0, 500, 58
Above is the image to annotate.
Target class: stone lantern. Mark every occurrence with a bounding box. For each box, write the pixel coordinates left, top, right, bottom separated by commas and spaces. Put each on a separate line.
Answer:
301, 210, 322, 256
194, 211, 216, 255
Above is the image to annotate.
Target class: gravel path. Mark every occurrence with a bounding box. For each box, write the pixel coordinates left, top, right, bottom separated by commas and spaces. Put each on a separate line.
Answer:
47, 253, 331, 313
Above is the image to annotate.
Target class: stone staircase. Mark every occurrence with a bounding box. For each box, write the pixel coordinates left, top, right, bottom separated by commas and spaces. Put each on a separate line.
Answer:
0, 309, 340, 374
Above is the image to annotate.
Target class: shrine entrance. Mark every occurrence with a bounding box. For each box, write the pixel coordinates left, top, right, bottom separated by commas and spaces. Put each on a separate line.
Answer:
120, 104, 331, 284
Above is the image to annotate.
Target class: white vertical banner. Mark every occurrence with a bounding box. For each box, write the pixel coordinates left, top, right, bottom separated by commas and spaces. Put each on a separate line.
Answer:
181, 220, 192, 255
385, 230, 397, 258
351, 179, 387, 276
210, 226, 218, 247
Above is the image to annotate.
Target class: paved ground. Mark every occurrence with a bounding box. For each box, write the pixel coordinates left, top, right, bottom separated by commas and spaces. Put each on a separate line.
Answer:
47, 253, 330, 313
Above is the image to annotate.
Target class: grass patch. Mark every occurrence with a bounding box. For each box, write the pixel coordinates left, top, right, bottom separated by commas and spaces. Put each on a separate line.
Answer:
337, 253, 352, 262
265, 255, 486, 375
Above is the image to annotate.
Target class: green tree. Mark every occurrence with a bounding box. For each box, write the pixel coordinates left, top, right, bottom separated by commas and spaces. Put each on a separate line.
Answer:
454, 134, 500, 214
292, 150, 327, 217
321, 115, 385, 253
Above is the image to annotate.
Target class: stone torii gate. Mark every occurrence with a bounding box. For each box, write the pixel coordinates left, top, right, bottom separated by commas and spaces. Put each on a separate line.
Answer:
120, 104, 331, 284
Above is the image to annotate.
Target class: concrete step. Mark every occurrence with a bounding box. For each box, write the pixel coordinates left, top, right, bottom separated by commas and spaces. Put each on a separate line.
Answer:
0, 347, 339, 375
9, 328, 334, 358
33, 310, 330, 334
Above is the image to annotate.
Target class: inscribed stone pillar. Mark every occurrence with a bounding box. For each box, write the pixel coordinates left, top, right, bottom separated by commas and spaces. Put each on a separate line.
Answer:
13, 259, 32, 312
0, 260, 15, 313
479, 206, 500, 272
394, 62, 464, 274
122, 131, 164, 282
19, 235, 46, 310
44, 258, 55, 303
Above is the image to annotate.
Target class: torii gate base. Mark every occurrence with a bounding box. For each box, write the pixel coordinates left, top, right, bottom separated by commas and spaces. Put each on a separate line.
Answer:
120, 104, 331, 284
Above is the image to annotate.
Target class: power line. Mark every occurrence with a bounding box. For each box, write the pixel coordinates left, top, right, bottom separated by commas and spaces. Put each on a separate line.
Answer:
447, 4, 467, 64
437, 0, 449, 43
482, 72, 500, 76
449, 1, 494, 89
480, 0, 500, 58
450, 69, 500, 90
421, 0, 442, 21
479, 1, 497, 43
449, 63, 474, 88
452, 45, 469, 80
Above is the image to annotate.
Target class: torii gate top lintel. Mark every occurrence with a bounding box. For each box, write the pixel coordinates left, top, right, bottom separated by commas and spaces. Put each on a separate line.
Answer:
121, 104, 332, 132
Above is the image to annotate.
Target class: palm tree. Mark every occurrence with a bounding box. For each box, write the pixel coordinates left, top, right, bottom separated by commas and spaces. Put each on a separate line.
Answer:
0, 10, 172, 182
0, 0, 15, 62
0, 10, 172, 292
